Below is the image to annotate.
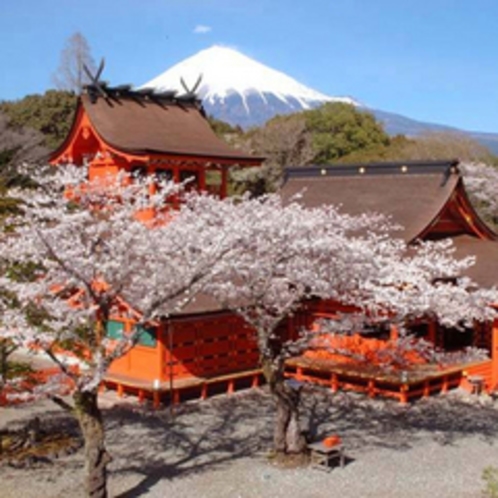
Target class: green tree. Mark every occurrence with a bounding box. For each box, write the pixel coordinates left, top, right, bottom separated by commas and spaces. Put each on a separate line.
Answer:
0, 90, 77, 150
236, 103, 391, 193
0, 111, 47, 215
304, 102, 391, 163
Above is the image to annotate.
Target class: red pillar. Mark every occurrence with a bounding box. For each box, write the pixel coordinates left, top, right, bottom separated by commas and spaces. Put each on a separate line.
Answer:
491, 319, 498, 392
157, 325, 166, 382
220, 167, 228, 199
428, 321, 437, 345
331, 373, 339, 392
199, 166, 206, 192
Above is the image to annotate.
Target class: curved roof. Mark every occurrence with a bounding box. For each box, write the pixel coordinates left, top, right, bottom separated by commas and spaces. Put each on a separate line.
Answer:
281, 160, 498, 289
452, 235, 498, 289
54, 93, 263, 164
281, 161, 481, 242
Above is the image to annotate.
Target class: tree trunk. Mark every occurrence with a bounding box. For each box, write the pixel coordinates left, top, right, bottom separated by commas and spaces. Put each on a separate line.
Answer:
0, 341, 8, 390
262, 357, 307, 455
73, 390, 111, 498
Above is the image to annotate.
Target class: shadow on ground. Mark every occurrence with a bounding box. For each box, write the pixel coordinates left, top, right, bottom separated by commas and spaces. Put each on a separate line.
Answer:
104, 386, 498, 497
304, 386, 498, 452
2, 385, 497, 497
106, 390, 274, 498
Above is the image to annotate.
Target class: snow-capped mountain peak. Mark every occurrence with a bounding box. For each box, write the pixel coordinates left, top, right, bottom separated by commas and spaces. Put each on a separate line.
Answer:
139, 46, 498, 153
141, 45, 359, 127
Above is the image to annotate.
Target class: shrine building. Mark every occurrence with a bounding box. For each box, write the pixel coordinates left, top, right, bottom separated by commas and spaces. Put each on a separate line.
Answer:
48, 77, 498, 404
281, 160, 498, 402
49, 83, 263, 197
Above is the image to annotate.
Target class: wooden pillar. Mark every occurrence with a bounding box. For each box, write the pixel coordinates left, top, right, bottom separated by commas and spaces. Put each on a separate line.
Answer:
428, 321, 437, 345
220, 166, 228, 199
157, 324, 166, 383
153, 391, 161, 409
251, 373, 259, 388
491, 319, 498, 392
173, 165, 180, 183
296, 367, 303, 381
199, 166, 206, 192
201, 383, 208, 400
331, 373, 339, 392
400, 385, 408, 404
423, 381, 430, 398
389, 324, 399, 342
368, 380, 375, 399
117, 383, 124, 398
441, 376, 449, 394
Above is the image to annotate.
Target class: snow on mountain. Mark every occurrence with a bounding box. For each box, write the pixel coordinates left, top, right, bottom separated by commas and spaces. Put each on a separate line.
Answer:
141, 45, 359, 127
141, 46, 498, 153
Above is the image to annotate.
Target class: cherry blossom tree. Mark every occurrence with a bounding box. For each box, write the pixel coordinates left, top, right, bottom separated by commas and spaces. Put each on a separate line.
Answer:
0, 285, 20, 396
205, 195, 498, 457
460, 161, 498, 228
313, 236, 497, 367
204, 195, 389, 454
0, 166, 244, 498
3, 161, 497, 484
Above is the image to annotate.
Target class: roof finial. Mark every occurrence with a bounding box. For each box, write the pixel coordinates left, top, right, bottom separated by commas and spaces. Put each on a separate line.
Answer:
179, 74, 203, 99
83, 58, 107, 102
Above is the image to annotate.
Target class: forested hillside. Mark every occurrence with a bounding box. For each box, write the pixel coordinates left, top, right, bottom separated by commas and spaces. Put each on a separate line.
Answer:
226, 102, 497, 194
0, 90, 496, 207
0, 90, 76, 151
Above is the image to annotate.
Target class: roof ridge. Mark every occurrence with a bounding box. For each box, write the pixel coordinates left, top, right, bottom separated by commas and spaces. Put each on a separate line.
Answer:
285, 160, 460, 180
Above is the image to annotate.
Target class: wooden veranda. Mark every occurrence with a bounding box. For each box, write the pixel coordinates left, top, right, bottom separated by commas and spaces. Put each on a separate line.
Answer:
285, 356, 493, 404
104, 368, 263, 408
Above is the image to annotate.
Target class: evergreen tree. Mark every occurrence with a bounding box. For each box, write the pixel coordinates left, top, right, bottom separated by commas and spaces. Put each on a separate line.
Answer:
304, 102, 391, 163
0, 90, 77, 150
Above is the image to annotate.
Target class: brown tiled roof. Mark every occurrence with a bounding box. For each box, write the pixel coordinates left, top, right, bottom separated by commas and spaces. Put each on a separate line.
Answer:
281, 161, 462, 242
170, 292, 224, 317
282, 161, 498, 288
451, 235, 498, 289
80, 94, 262, 164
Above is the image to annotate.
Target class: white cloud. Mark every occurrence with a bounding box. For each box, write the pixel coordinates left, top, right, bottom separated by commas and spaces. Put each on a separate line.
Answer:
193, 25, 212, 34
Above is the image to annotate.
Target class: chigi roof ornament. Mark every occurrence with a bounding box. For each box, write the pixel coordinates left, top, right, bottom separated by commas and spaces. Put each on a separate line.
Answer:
83, 58, 108, 102
82, 58, 202, 106
178, 74, 203, 101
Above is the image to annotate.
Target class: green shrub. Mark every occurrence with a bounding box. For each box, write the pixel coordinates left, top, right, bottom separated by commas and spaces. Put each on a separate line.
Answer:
482, 466, 498, 497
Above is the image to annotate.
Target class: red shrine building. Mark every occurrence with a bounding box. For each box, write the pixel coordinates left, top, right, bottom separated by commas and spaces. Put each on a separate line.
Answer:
282, 161, 498, 402
49, 83, 265, 404
50, 84, 262, 197
50, 80, 498, 404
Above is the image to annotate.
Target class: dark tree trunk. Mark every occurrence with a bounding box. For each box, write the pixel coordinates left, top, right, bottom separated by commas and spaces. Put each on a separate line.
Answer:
262, 357, 307, 455
73, 390, 111, 498
0, 341, 8, 390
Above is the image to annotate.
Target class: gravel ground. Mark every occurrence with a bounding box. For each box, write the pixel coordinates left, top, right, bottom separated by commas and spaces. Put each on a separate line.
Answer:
1, 386, 498, 498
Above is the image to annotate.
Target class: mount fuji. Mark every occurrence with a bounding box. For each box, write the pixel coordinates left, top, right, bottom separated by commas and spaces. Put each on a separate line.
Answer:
142, 46, 498, 153
142, 46, 359, 128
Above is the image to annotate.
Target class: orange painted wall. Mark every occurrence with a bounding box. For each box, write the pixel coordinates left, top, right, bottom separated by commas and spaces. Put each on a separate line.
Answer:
163, 314, 259, 380
107, 319, 163, 381
108, 313, 259, 382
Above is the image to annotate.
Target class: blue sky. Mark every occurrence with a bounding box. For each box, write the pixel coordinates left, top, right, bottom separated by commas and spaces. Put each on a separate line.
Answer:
1, 0, 498, 132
